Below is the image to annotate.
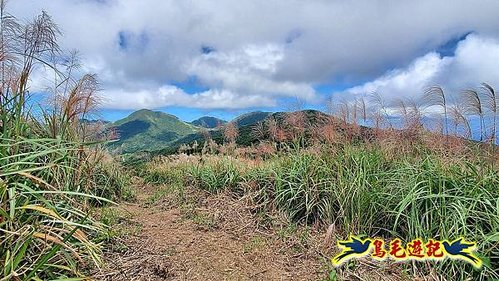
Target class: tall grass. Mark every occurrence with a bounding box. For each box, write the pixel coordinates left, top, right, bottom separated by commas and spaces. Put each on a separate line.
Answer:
0, 4, 128, 279
187, 156, 242, 193
138, 77, 498, 280
388, 156, 498, 279
146, 142, 498, 279
1, 138, 111, 279
136, 79, 499, 280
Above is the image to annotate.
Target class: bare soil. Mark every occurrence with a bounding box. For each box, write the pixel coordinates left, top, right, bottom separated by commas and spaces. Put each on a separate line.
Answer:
93, 184, 330, 281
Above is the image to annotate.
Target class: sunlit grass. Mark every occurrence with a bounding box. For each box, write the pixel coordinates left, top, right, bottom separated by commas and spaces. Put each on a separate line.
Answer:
0, 4, 129, 279
142, 143, 498, 280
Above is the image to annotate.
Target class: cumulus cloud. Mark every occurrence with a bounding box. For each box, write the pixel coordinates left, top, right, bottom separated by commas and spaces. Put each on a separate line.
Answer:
187, 44, 316, 102
334, 34, 499, 105
101, 86, 276, 110
9, 0, 499, 110
333, 53, 451, 101
439, 35, 499, 90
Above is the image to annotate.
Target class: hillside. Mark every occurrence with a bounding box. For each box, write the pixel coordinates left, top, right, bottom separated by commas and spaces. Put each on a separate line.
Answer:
233, 111, 272, 127
154, 110, 351, 155
190, 116, 226, 128
109, 109, 198, 153
151, 111, 273, 155
110, 109, 373, 155
109, 110, 271, 154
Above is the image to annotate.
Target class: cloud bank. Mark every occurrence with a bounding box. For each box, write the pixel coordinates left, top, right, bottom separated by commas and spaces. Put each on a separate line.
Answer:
334, 35, 499, 102
10, 0, 499, 110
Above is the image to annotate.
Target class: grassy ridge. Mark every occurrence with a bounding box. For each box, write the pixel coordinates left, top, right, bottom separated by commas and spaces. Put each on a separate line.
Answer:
190, 116, 227, 128
141, 141, 498, 280
153, 110, 340, 155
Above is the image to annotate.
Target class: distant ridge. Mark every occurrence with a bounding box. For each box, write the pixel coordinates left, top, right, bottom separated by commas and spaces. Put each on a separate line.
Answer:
108, 109, 347, 154
155, 110, 335, 155
191, 116, 226, 128
233, 111, 272, 127
80, 118, 111, 125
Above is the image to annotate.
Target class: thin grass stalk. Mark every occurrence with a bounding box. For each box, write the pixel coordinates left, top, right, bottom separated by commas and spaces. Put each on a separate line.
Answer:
423, 86, 449, 144
481, 83, 497, 144
462, 89, 485, 141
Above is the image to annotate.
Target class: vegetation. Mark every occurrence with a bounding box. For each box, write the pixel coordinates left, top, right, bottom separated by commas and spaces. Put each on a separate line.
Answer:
0, 4, 129, 280
142, 143, 498, 280
151, 110, 333, 155
190, 116, 226, 128
2, 2, 497, 280
232, 111, 272, 127
109, 109, 199, 153
138, 87, 499, 280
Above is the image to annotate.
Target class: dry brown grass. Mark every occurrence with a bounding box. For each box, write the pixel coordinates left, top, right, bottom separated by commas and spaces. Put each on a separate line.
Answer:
223, 122, 239, 144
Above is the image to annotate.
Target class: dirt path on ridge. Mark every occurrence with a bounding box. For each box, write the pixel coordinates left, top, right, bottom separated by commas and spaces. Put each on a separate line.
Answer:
93, 183, 327, 281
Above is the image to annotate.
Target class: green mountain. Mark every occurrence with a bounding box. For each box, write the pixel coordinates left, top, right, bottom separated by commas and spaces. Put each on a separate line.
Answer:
151, 111, 273, 155
233, 111, 272, 127
190, 116, 226, 128
109, 109, 360, 155
109, 109, 198, 153
154, 110, 339, 155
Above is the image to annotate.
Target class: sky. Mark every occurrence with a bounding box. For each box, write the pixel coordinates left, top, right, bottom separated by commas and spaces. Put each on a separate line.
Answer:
9, 0, 499, 122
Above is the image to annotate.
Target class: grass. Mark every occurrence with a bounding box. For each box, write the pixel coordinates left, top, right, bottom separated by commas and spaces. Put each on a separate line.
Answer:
0, 5, 130, 279
145, 187, 172, 206
141, 141, 498, 280
129, 84, 499, 280
187, 158, 242, 193
2, 2, 496, 280
190, 212, 218, 230
242, 236, 267, 253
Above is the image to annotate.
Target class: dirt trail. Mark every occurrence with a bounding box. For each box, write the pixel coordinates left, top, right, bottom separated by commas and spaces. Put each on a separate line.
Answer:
94, 184, 326, 281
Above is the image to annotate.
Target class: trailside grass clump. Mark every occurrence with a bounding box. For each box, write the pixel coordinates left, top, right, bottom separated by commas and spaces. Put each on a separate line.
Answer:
0, 5, 130, 279
139, 155, 194, 186
388, 155, 498, 279
273, 146, 498, 279
144, 142, 498, 280
0, 138, 112, 279
273, 146, 393, 230
187, 157, 242, 193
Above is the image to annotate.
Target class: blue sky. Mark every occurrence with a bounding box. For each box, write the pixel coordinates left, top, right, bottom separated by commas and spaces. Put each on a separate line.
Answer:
11, 0, 499, 122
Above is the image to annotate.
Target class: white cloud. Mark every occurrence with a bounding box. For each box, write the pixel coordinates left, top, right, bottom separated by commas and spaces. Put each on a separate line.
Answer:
334, 53, 450, 100
187, 44, 316, 102
8, 0, 499, 110
439, 35, 499, 90
334, 34, 499, 106
101, 85, 275, 110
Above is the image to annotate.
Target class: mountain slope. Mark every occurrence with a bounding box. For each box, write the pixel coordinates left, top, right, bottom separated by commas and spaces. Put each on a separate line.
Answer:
154, 110, 340, 155
109, 109, 198, 153
233, 111, 272, 127
191, 116, 226, 128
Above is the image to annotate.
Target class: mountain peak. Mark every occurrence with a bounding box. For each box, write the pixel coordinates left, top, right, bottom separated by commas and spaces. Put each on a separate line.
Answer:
128, 109, 179, 120
191, 116, 226, 128
109, 109, 197, 153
